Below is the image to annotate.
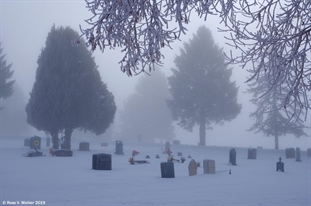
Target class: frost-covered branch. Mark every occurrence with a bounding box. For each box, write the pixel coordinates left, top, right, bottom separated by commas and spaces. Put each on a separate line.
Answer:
75, 0, 212, 76
77, 0, 311, 121
213, 0, 311, 121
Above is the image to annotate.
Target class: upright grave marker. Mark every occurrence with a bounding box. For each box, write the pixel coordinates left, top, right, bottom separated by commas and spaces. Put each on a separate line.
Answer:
229, 148, 237, 165
247, 148, 257, 159
115, 140, 124, 155
160, 162, 175, 178
92, 153, 112, 170
295, 147, 302, 162
79, 142, 90, 151
203, 159, 216, 174
285, 148, 295, 159
30, 136, 41, 149
307, 148, 311, 157
188, 159, 197, 176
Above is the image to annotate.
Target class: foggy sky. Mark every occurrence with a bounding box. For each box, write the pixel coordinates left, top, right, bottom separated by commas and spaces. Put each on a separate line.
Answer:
1, 1, 310, 150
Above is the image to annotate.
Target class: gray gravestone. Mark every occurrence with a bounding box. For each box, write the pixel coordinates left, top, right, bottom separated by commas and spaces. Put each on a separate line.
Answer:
295, 147, 302, 162
54, 149, 73, 157
160, 162, 175, 178
30, 136, 41, 149
307, 148, 311, 157
79, 142, 90, 151
229, 148, 237, 165
101, 142, 108, 147
285, 148, 295, 158
203, 159, 216, 174
115, 140, 124, 155
24, 138, 30, 147
247, 148, 257, 159
177, 152, 182, 156
173, 140, 180, 145
188, 159, 197, 176
92, 153, 112, 170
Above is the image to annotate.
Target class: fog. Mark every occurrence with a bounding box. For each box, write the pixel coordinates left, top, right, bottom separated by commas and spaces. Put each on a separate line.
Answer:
1, 1, 310, 150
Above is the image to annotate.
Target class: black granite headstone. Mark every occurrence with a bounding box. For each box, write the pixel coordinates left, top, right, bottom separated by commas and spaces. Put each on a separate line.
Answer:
92, 153, 112, 170
229, 148, 237, 165
160, 162, 175, 178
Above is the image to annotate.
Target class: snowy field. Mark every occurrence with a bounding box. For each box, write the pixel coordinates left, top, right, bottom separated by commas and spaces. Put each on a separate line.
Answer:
1, 138, 310, 206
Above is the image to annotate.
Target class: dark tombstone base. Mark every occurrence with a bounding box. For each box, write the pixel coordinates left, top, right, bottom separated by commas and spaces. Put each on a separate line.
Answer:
53, 149, 73, 157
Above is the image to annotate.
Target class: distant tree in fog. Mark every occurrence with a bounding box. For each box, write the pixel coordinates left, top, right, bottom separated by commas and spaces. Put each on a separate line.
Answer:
0, 83, 31, 136
167, 26, 241, 146
0, 42, 15, 109
247, 75, 308, 150
26, 25, 116, 149
119, 69, 174, 142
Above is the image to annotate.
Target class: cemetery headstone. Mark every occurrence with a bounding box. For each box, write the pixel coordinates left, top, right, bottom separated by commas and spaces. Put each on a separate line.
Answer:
307, 148, 311, 157
79, 142, 90, 151
145, 155, 150, 159
187, 155, 192, 159
160, 162, 175, 178
203, 159, 216, 174
188, 159, 197, 176
46, 137, 50, 147
92, 153, 112, 170
295, 147, 302, 162
30, 136, 41, 149
276, 157, 284, 172
101, 142, 108, 147
54, 149, 73, 157
115, 140, 124, 155
172, 140, 180, 145
247, 148, 257, 159
155, 154, 160, 159
285, 148, 295, 158
177, 152, 182, 156
24, 138, 30, 147
229, 148, 237, 165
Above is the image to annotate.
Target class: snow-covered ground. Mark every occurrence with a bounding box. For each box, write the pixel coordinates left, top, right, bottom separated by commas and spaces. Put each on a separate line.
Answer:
1, 138, 310, 206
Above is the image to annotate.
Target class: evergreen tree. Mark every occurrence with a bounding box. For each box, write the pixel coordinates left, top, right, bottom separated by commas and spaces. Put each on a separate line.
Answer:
119, 69, 174, 142
247, 75, 308, 150
0, 42, 15, 108
26, 25, 116, 149
167, 26, 241, 146
0, 83, 31, 136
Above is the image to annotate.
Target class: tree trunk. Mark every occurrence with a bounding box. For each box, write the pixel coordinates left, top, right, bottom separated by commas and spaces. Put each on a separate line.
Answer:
199, 117, 206, 146
64, 127, 73, 150
51, 131, 59, 149
274, 134, 279, 150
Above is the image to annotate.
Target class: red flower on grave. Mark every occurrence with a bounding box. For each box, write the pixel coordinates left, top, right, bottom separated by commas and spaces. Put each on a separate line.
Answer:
132, 150, 139, 156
